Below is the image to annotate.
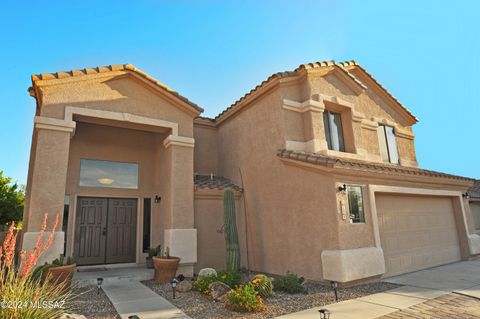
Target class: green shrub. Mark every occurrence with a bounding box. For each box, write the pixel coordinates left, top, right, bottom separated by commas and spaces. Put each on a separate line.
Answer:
250, 274, 273, 298
192, 274, 217, 293
273, 272, 306, 294
217, 270, 242, 288
226, 284, 264, 313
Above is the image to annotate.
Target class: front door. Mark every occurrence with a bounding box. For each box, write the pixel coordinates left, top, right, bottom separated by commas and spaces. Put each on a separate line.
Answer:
74, 197, 137, 265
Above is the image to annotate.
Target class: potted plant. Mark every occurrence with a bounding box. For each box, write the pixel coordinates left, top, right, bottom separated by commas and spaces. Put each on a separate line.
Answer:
146, 247, 157, 269
152, 245, 181, 283
32, 254, 76, 292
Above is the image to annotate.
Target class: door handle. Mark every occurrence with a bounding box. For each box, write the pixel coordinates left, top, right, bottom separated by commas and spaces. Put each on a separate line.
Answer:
102, 227, 107, 236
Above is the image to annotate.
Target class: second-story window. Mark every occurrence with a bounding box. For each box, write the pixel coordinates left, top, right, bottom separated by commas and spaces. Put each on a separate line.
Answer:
377, 124, 399, 164
323, 110, 345, 152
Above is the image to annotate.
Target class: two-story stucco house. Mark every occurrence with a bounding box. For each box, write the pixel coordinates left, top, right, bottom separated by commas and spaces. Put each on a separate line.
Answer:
21, 61, 480, 284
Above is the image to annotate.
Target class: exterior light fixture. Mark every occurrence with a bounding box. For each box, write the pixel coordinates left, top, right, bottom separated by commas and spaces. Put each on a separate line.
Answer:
338, 184, 347, 193
330, 281, 339, 301
97, 177, 114, 185
128, 316, 140, 319
97, 277, 104, 294
318, 309, 331, 319
154, 195, 161, 203
462, 192, 470, 199
171, 278, 179, 299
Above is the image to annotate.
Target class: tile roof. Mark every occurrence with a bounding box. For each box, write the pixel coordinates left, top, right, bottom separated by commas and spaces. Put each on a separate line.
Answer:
469, 180, 480, 198
214, 60, 417, 124
277, 149, 474, 182
30, 64, 204, 113
194, 174, 243, 191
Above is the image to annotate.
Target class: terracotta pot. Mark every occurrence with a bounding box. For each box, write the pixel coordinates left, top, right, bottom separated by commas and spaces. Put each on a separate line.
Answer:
152, 256, 180, 283
42, 264, 76, 292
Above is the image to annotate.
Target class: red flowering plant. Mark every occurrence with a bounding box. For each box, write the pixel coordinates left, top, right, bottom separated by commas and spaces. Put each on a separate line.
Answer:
0, 214, 74, 319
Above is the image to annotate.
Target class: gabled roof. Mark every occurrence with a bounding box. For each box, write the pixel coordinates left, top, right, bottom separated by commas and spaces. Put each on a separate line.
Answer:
277, 149, 474, 184
211, 60, 417, 125
30, 64, 203, 114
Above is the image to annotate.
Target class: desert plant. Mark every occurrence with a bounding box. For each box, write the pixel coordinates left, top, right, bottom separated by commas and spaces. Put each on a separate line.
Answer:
273, 272, 306, 294
192, 274, 218, 294
147, 248, 157, 258
223, 188, 240, 272
31, 254, 76, 281
250, 274, 273, 298
0, 214, 75, 319
198, 267, 217, 279
226, 284, 265, 313
217, 270, 242, 288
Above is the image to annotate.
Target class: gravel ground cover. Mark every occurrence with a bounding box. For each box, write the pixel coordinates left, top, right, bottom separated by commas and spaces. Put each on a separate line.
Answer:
143, 278, 401, 319
69, 286, 119, 319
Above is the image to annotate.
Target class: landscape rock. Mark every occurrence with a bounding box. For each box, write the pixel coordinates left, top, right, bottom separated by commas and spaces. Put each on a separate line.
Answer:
208, 281, 231, 302
176, 280, 192, 292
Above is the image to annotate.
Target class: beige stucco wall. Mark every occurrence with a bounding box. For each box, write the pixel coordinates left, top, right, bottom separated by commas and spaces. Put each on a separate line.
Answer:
193, 124, 219, 175
194, 189, 246, 272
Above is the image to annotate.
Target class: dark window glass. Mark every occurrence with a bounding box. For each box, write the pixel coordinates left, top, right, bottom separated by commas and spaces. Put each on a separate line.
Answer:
377, 125, 399, 164
143, 198, 151, 252
63, 196, 69, 255
323, 110, 345, 152
347, 186, 365, 223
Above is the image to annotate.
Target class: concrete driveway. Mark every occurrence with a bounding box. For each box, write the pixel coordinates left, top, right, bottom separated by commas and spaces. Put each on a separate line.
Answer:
277, 260, 480, 319
384, 259, 480, 297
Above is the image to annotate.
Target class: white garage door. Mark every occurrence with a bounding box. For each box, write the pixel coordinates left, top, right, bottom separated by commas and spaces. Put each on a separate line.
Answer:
377, 194, 461, 277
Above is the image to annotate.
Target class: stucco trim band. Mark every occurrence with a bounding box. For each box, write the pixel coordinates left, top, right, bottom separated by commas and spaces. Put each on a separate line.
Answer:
468, 234, 480, 255
164, 229, 197, 264
34, 116, 76, 135
64, 106, 179, 136
163, 135, 195, 148
321, 247, 385, 282
282, 99, 325, 113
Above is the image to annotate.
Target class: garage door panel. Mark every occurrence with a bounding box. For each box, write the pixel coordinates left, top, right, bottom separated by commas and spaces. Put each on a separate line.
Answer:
377, 194, 461, 277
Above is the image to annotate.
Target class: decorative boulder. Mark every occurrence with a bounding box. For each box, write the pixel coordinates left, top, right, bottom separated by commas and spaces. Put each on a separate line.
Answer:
198, 268, 217, 279
177, 280, 192, 292
208, 281, 231, 302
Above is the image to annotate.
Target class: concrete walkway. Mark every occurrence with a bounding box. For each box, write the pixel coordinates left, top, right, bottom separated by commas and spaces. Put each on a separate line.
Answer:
277, 260, 480, 319
74, 265, 189, 319
102, 280, 189, 319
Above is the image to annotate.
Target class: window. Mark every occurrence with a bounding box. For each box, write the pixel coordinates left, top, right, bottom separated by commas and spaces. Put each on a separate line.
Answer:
377, 125, 399, 164
323, 110, 345, 152
347, 185, 365, 223
143, 198, 151, 252
79, 159, 139, 189
63, 195, 70, 255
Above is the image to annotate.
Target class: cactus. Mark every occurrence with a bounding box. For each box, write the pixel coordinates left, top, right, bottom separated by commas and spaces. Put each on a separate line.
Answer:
198, 268, 218, 279
250, 274, 273, 298
224, 188, 240, 272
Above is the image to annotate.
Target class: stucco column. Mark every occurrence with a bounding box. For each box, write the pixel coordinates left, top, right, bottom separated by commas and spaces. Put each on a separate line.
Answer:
301, 99, 327, 153
22, 116, 75, 264
162, 135, 197, 276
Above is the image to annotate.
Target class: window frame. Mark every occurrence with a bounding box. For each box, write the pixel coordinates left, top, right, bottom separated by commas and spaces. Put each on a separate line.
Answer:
346, 185, 366, 224
377, 124, 399, 164
323, 109, 346, 152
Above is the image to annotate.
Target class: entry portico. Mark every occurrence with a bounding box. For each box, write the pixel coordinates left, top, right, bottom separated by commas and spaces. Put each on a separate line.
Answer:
22, 64, 201, 275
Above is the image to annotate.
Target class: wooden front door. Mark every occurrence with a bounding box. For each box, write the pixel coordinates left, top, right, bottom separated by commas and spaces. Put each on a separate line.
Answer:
74, 197, 137, 265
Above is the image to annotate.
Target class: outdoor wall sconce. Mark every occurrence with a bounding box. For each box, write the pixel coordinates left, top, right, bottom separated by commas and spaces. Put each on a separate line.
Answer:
462, 192, 470, 199
318, 309, 331, 319
154, 195, 162, 203
338, 184, 347, 193
97, 277, 103, 294
171, 278, 179, 299
330, 281, 339, 301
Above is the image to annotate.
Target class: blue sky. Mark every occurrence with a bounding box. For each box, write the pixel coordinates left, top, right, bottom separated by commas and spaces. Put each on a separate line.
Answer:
1, 0, 479, 184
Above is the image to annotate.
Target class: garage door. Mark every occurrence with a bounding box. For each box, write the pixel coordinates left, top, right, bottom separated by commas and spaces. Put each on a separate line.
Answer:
377, 194, 461, 277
